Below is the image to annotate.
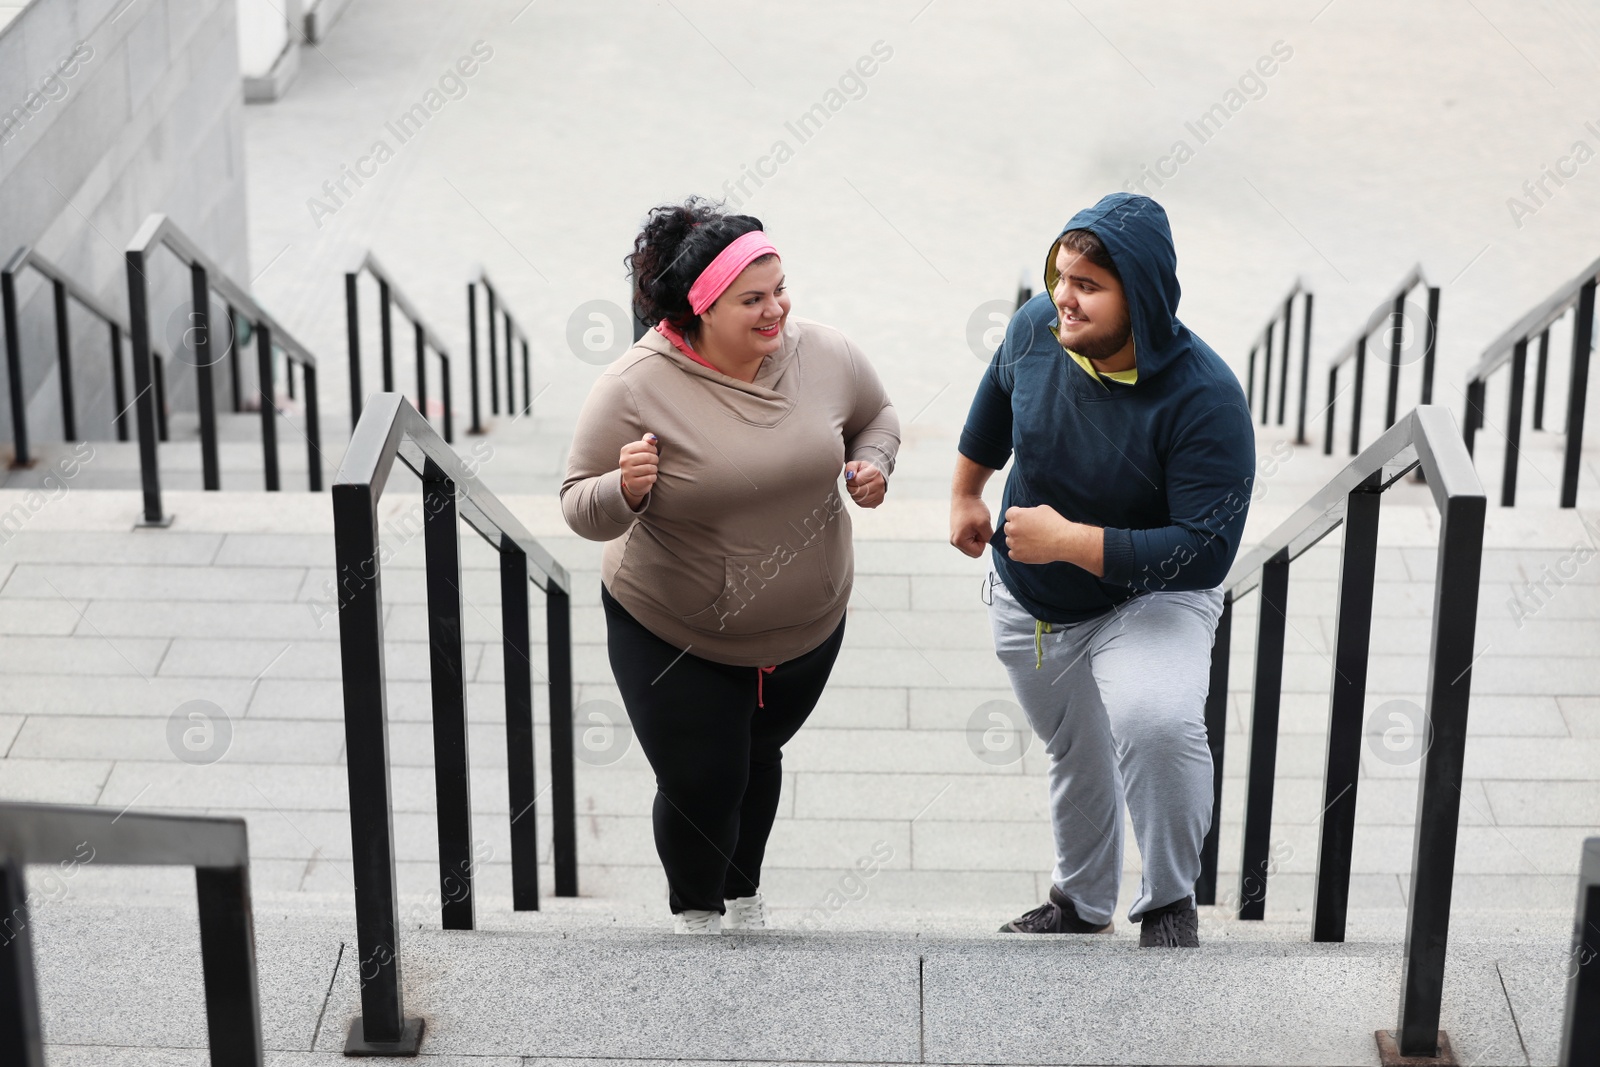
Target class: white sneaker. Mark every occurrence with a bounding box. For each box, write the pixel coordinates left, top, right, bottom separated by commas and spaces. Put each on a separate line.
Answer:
723, 891, 768, 931
673, 909, 722, 935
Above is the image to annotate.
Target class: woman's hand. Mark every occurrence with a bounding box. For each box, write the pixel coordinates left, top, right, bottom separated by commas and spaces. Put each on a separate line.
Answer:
844, 460, 887, 508
619, 433, 659, 509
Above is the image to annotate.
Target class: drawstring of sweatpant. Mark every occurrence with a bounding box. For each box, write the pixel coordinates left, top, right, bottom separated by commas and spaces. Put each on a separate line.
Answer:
984, 570, 1053, 669
757, 665, 776, 707
1034, 618, 1052, 669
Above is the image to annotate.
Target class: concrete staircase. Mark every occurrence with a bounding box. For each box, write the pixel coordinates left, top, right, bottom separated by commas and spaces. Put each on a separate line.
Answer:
2, 397, 1596, 1061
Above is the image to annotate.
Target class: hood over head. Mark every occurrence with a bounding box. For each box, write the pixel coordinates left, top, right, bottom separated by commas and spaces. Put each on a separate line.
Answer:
1043, 192, 1189, 381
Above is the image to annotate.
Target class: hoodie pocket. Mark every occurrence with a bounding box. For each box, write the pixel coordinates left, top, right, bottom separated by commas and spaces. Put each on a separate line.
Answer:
682, 542, 838, 636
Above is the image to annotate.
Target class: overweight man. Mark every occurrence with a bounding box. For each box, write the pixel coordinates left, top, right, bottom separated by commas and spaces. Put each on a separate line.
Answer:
950, 192, 1255, 947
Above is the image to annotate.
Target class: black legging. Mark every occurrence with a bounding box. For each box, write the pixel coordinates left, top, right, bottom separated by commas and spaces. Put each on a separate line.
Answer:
601, 581, 845, 913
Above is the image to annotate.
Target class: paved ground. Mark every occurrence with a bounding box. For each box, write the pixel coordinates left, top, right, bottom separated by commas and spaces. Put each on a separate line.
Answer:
237, 0, 1600, 485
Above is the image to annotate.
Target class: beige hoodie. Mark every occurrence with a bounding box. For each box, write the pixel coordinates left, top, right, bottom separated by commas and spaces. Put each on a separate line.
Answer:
560, 316, 900, 666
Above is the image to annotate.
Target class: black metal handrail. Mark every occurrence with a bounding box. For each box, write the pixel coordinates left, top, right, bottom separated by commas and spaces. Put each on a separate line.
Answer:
1561, 836, 1599, 1066
1322, 266, 1441, 458
126, 214, 325, 526
467, 268, 532, 435
1244, 279, 1316, 443
0, 802, 261, 1065
331, 392, 575, 1054
345, 253, 453, 444
1194, 404, 1484, 1061
1461, 253, 1597, 508
2, 246, 180, 468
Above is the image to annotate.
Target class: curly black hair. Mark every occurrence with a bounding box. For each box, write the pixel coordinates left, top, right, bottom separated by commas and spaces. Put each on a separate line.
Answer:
626, 196, 774, 337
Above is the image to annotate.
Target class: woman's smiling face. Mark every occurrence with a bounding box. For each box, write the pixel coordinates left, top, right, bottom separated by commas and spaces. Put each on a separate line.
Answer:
700, 255, 789, 361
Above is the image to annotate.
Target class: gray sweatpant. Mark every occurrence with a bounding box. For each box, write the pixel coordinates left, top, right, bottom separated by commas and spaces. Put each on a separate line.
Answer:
984, 567, 1225, 925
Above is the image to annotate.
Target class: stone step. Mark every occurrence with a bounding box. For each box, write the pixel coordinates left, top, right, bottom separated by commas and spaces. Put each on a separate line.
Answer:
24, 898, 1570, 1065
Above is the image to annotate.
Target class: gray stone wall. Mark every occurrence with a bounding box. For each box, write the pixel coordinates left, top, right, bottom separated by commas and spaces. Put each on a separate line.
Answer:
0, 0, 249, 455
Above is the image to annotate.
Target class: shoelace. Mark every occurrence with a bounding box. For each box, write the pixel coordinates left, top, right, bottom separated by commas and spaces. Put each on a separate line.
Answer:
679, 911, 717, 932
1015, 898, 1062, 931
1146, 908, 1195, 946
728, 896, 767, 928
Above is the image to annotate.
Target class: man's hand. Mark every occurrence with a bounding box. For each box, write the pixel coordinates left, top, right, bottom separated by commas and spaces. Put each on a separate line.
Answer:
844, 460, 887, 508
950, 496, 993, 558
619, 433, 658, 510
1003, 505, 1106, 575
1002, 504, 1072, 565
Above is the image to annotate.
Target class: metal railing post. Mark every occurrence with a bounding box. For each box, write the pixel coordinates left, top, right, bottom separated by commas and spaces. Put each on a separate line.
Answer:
1260, 323, 1274, 427
1393, 459, 1484, 1057
193, 864, 263, 1060
256, 322, 280, 492
1420, 287, 1440, 406
1502, 338, 1527, 507
227, 303, 243, 414
414, 322, 427, 428
548, 579, 577, 897
191, 263, 220, 491
487, 285, 498, 415
1313, 474, 1381, 942
1463, 377, 1485, 458
504, 309, 515, 413
424, 462, 475, 931
521, 339, 531, 417
1559, 837, 1600, 1067
1296, 293, 1314, 445
1246, 345, 1257, 416
154, 354, 169, 442
345, 273, 363, 432
333, 478, 423, 1054
1196, 593, 1232, 906
109, 323, 129, 442
1384, 292, 1403, 429
1324, 365, 1337, 456
1560, 279, 1595, 508
1350, 335, 1366, 456
441, 356, 454, 444
1277, 294, 1292, 426
1533, 328, 1550, 431
1239, 549, 1289, 920
467, 283, 483, 434
0, 856, 44, 1067
2, 267, 30, 468
305, 363, 323, 492
125, 248, 166, 525
52, 281, 76, 441
502, 548, 541, 909
379, 279, 394, 393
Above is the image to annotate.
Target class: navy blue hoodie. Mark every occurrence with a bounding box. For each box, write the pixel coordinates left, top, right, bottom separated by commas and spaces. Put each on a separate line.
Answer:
958, 193, 1256, 624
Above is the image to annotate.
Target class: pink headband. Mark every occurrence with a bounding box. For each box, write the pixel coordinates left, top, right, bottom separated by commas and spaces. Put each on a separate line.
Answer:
687, 231, 779, 315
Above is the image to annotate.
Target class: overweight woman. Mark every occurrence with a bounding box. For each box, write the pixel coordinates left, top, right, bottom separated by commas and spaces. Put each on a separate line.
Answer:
561, 198, 900, 934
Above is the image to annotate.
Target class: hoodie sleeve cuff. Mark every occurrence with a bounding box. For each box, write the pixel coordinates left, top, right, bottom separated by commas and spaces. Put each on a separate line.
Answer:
598, 467, 650, 524
1101, 527, 1135, 585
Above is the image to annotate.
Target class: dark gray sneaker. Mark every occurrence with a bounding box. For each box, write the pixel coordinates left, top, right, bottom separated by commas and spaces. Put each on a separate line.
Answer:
1137, 897, 1199, 947
999, 885, 1114, 934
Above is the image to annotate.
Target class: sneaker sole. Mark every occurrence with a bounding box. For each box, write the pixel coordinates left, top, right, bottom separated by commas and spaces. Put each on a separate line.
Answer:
998, 921, 1115, 934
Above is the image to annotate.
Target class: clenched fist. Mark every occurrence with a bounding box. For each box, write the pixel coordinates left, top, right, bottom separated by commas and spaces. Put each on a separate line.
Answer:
949, 496, 993, 558
619, 433, 659, 509
1002, 504, 1070, 565
843, 460, 887, 508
